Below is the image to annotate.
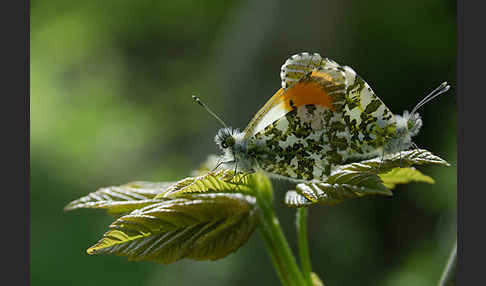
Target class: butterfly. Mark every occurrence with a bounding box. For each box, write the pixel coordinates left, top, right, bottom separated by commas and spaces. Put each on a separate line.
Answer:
194, 52, 449, 182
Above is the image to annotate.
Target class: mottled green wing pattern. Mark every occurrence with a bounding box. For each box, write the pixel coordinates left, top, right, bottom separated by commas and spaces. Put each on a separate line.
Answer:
340, 68, 396, 150
243, 53, 347, 139
246, 53, 397, 182
280, 52, 343, 89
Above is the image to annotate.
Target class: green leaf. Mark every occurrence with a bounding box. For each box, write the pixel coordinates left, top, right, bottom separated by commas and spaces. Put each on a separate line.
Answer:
286, 149, 448, 207
64, 181, 173, 215
285, 191, 312, 208
155, 170, 256, 199
286, 175, 392, 208
66, 169, 263, 264
87, 193, 258, 264
379, 167, 434, 189
340, 149, 449, 174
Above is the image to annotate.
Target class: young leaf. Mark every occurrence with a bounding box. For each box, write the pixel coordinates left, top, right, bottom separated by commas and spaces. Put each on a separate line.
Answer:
64, 181, 173, 215
286, 149, 448, 207
286, 176, 392, 208
285, 191, 313, 208
156, 170, 255, 199
379, 167, 434, 189
341, 149, 449, 174
87, 193, 258, 264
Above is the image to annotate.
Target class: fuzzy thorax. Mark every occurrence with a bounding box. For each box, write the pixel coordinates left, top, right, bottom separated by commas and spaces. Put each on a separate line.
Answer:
214, 127, 254, 171
385, 111, 422, 154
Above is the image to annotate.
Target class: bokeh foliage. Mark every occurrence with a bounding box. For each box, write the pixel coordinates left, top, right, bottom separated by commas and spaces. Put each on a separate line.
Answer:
31, 0, 456, 285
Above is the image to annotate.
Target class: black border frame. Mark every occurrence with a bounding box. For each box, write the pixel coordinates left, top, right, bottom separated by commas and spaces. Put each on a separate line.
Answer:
3, 0, 29, 285
9, 0, 486, 285
457, 1, 485, 285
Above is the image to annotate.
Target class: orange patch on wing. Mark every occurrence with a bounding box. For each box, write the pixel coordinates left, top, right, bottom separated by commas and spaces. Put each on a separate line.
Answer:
243, 71, 336, 137
281, 80, 334, 111
250, 70, 335, 121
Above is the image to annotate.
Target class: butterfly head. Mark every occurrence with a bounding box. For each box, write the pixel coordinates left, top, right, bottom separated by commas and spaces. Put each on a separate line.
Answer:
215, 127, 237, 151
386, 111, 420, 154
192, 95, 236, 155
192, 95, 252, 171
395, 109, 423, 141
405, 110, 423, 137
214, 127, 252, 171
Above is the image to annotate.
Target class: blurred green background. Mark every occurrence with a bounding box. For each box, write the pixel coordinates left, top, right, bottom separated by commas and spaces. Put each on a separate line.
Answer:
31, 0, 456, 285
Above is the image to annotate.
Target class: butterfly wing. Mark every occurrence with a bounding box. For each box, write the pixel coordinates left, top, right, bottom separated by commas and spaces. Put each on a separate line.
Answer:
243, 52, 348, 138
244, 52, 396, 181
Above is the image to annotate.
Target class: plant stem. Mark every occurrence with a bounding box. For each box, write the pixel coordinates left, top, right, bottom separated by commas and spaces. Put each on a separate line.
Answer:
253, 174, 307, 286
259, 206, 307, 286
438, 240, 456, 286
296, 207, 314, 286
258, 222, 291, 286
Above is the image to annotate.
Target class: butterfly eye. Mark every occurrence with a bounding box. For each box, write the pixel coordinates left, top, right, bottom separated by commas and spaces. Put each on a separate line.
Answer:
222, 137, 235, 149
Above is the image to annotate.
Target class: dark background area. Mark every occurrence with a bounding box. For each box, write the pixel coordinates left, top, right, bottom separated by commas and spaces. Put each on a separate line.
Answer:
30, 0, 456, 285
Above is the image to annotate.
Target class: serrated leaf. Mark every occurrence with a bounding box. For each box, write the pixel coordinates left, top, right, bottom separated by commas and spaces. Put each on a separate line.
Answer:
285, 191, 313, 208
341, 149, 449, 175
286, 149, 448, 207
64, 181, 174, 215
379, 167, 435, 189
288, 177, 392, 208
87, 193, 258, 264
156, 170, 256, 199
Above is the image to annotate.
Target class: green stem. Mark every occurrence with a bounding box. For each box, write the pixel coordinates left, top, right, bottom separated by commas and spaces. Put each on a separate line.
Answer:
296, 207, 314, 286
438, 240, 456, 286
253, 174, 307, 286
258, 223, 291, 286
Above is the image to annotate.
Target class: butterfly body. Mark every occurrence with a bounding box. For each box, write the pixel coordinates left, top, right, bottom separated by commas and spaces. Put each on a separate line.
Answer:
213, 52, 441, 182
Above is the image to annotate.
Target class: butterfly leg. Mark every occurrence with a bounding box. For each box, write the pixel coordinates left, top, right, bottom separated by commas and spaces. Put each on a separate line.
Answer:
412, 142, 420, 151
222, 160, 239, 182
399, 151, 404, 168
213, 160, 237, 177
211, 157, 225, 172
379, 149, 385, 170
232, 160, 239, 180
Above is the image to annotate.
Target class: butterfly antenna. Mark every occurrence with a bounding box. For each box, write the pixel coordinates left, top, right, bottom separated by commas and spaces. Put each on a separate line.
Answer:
192, 95, 228, 128
411, 82, 450, 115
